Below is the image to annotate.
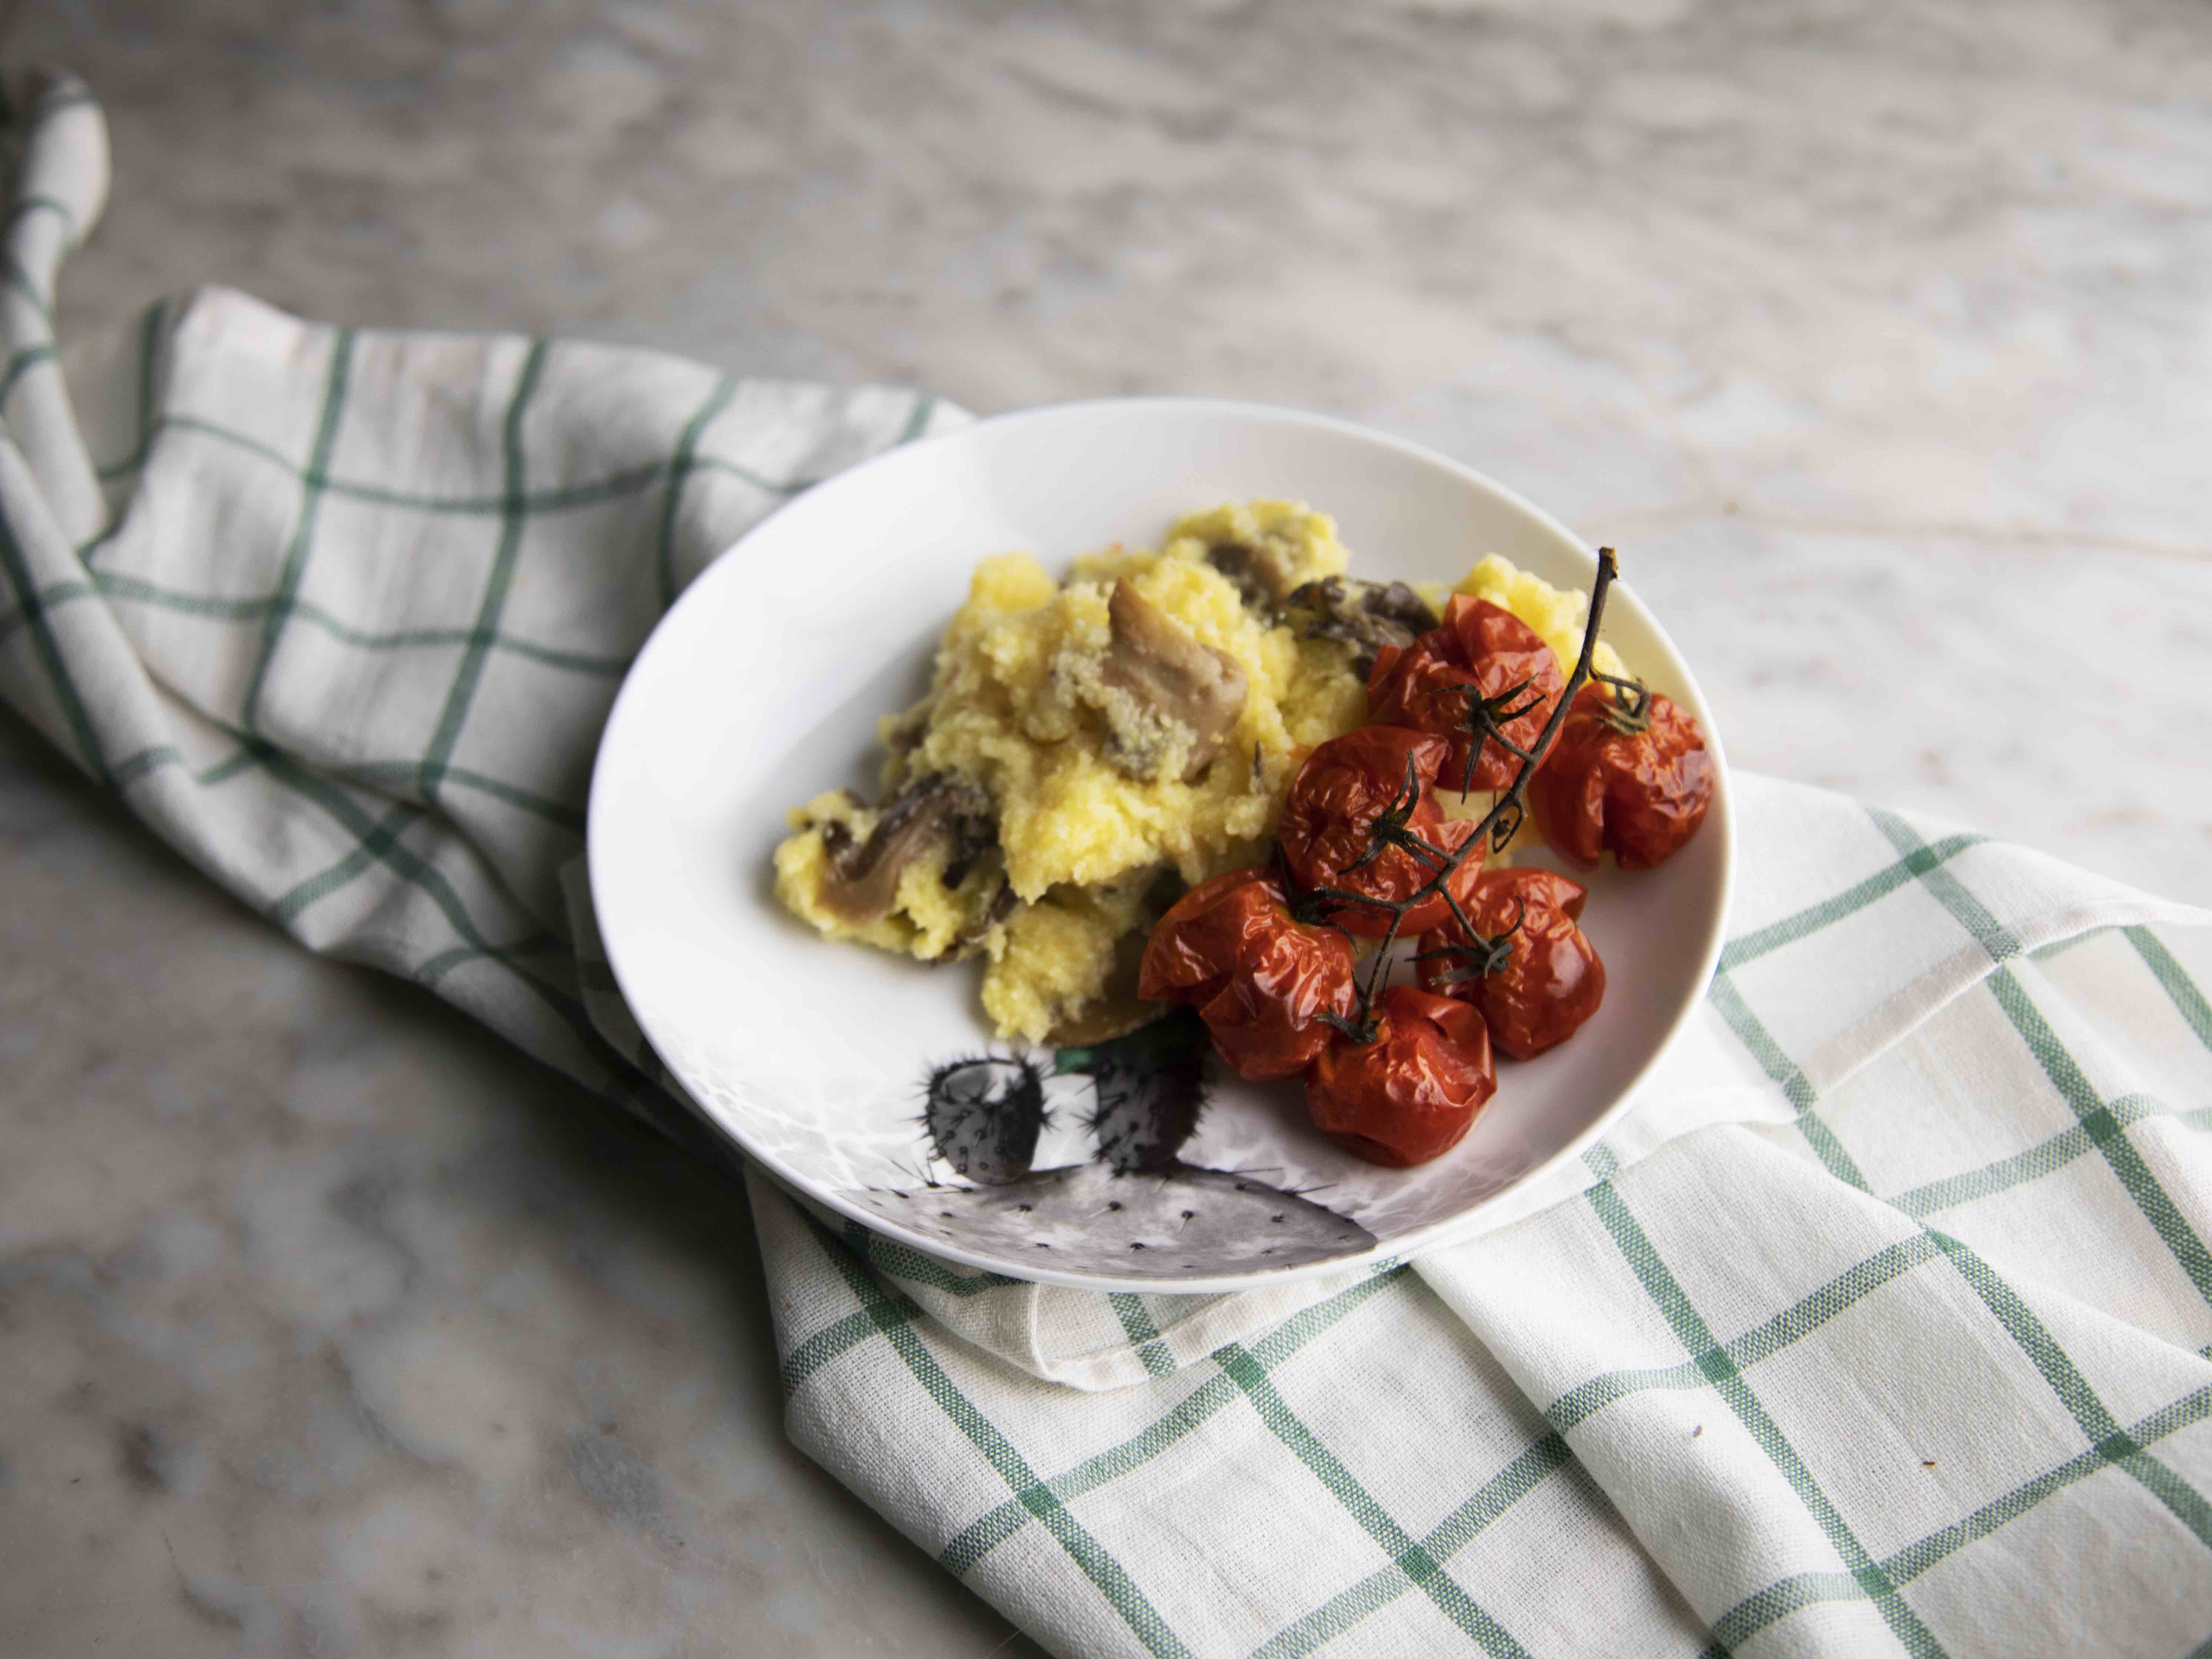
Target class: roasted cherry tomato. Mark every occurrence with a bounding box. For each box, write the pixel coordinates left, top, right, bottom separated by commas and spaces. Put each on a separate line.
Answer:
1277, 727, 1454, 937
1416, 867, 1605, 1060
1137, 868, 1358, 1081
1305, 985, 1497, 1167
1527, 682, 1713, 869
1367, 597, 1566, 794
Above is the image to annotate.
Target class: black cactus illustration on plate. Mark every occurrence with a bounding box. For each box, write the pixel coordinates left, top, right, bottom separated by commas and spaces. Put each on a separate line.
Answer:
900, 1005, 1375, 1268
1055, 1006, 1210, 1174
919, 1054, 1047, 1184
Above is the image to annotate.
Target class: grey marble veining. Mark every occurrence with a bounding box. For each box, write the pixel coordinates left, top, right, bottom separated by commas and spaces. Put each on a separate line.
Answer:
2, 0, 2209, 1653
0, 724, 1031, 1655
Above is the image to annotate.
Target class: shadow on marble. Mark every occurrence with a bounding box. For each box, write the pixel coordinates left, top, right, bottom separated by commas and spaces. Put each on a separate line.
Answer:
0, 704, 1043, 1655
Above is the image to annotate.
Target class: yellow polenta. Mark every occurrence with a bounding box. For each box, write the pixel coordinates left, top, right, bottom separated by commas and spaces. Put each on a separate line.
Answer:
773, 500, 1622, 1045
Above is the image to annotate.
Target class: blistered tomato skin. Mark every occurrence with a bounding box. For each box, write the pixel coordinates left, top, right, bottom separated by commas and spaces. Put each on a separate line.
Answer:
1137, 868, 1359, 1081
1417, 868, 1605, 1061
1367, 597, 1566, 794
1277, 727, 1455, 937
1527, 683, 1713, 870
1305, 985, 1497, 1168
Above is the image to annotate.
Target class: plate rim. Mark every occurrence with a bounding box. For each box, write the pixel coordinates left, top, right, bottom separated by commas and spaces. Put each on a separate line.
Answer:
588, 394, 1736, 1294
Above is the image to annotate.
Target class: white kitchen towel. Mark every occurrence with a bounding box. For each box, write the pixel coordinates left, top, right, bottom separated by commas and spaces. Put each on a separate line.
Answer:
10, 77, 2212, 1658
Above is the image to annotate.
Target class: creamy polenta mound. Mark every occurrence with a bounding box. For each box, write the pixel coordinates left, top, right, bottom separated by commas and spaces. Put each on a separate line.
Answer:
774, 500, 1629, 1045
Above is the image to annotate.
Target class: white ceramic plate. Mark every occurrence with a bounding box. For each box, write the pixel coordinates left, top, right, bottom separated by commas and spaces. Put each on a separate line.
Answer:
588, 399, 1732, 1293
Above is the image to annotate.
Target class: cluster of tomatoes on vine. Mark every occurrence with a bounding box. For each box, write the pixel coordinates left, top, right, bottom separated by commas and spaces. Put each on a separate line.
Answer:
1137, 551, 1714, 1168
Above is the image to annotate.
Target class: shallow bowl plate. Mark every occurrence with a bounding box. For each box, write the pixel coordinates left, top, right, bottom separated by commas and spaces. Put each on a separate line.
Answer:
588, 399, 1732, 1293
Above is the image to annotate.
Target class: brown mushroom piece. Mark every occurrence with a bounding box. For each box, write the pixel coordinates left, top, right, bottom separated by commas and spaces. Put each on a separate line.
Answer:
1099, 580, 1250, 783
1206, 539, 1298, 613
817, 773, 994, 928
1284, 576, 1440, 677
954, 879, 1019, 953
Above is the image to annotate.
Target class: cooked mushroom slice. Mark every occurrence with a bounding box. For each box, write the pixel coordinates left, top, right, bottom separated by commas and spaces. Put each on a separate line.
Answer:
1285, 576, 1440, 677
818, 773, 994, 926
1205, 539, 1296, 612
1099, 580, 1249, 782
941, 808, 998, 891
954, 880, 1020, 953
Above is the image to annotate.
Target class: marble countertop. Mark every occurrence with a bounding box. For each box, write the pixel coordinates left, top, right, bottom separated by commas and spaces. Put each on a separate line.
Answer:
3, 1, 2208, 1653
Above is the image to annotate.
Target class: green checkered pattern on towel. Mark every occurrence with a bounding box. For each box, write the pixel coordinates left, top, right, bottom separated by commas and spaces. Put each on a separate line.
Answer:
9, 77, 2212, 1659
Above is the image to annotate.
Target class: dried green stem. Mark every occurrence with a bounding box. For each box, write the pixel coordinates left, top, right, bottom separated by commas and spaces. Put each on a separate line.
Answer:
1592, 667, 1652, 735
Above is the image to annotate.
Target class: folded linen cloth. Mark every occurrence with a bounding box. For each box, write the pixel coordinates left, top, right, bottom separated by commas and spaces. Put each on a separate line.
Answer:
9, 78, 2212, 1658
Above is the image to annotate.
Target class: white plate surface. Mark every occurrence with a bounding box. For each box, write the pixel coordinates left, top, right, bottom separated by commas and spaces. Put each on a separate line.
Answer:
588, 399, 1733, 1293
